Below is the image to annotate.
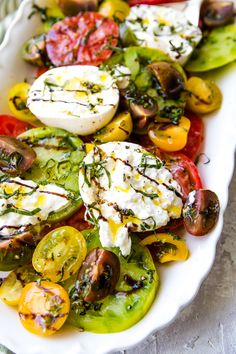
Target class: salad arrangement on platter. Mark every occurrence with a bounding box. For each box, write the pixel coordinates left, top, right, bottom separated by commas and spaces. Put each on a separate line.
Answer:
0, 0, 235, 339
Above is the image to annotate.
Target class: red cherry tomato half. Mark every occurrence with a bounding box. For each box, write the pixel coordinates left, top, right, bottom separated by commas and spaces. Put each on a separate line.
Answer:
46, 12, 119, 67
129, 0, 184, 6
179, 111, 204, 162
164, 152, 203, 200
0, 115, 30, 137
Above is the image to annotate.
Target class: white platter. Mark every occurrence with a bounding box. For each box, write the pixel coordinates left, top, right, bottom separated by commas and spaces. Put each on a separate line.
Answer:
0, 1, 235, 353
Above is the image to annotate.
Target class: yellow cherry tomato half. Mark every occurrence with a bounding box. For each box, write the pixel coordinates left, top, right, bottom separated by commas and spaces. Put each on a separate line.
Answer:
0, 264, 40, 306
18, 281, 70, 336
0, 272, 23, 306
94, 111, 133, 142
140, 233, 189, 263
148, 116, 191, 152
99, 0, 130, 21
186, 77, 222, 114
32, 226, 87, 283
8, 82, 40, 125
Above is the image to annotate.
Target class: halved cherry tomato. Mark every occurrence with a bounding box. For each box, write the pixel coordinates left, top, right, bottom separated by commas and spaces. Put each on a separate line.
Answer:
148, 116, 191, 152
0, 115, 29, 137
99, 0, 130, 21
128, 0, 184, 5
183, 189, 220, 236
32, 226, 87, 282
140, 233, 189, 263
77, 248, 120, 302
0, 272, 23, 306
179, 111, 204, 162
46, 12, 119, 66
186, 77, 222, 114
18, 281, 70, 336
8, 82, 38, 125
0, 265, 40, 306
163, 152, 203, 200
94, 111, 133, 143
0, 136, 36, 176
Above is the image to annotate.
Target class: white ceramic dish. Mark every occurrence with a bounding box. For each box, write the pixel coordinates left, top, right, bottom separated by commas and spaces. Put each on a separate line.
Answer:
0, 1, 235, 353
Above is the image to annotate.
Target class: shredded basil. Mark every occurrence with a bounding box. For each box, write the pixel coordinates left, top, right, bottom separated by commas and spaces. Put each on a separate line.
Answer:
0, 206, 41, 217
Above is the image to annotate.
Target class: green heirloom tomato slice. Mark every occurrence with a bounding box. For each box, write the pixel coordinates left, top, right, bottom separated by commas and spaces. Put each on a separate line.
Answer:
18, 127, 85, 223
106, 47, 187, 123
0, 128, 84, 271
120, 22, 139, 47
124, 48, 187, 123
124, 47, 187, 83
185, 24, 236, 72
32, 226, 87, 282
63, 228, 158, 333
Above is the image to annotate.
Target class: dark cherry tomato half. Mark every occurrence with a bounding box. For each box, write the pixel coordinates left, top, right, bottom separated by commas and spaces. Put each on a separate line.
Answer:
0, 115, 30, 137
183, 189, 220, 236
179, 111, 204, 162
46, 12, 119, 67
0, 136, 36, 175
77, 248, 120, 302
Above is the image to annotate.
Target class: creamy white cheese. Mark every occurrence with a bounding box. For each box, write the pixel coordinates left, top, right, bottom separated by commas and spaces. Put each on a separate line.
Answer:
27, 66, 120, 135
109, 65, 131, 89
124, 5, 202, 65
0, 177, 70, 237
79, 142, 183, 256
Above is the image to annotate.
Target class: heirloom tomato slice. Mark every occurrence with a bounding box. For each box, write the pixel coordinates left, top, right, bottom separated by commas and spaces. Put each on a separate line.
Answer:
46, 12, 119, 66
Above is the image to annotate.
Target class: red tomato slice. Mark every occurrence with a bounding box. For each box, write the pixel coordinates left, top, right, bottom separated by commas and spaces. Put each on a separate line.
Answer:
0, 115, 30, 137
35, 67, 49, 78
179, 111, 204, 162
163, 152, 203, 199
132, 137, 203, 200
157, 218, 183, 232
129, 0, 184, 5
65, 206, 92, 231
46, 12, 119, 67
